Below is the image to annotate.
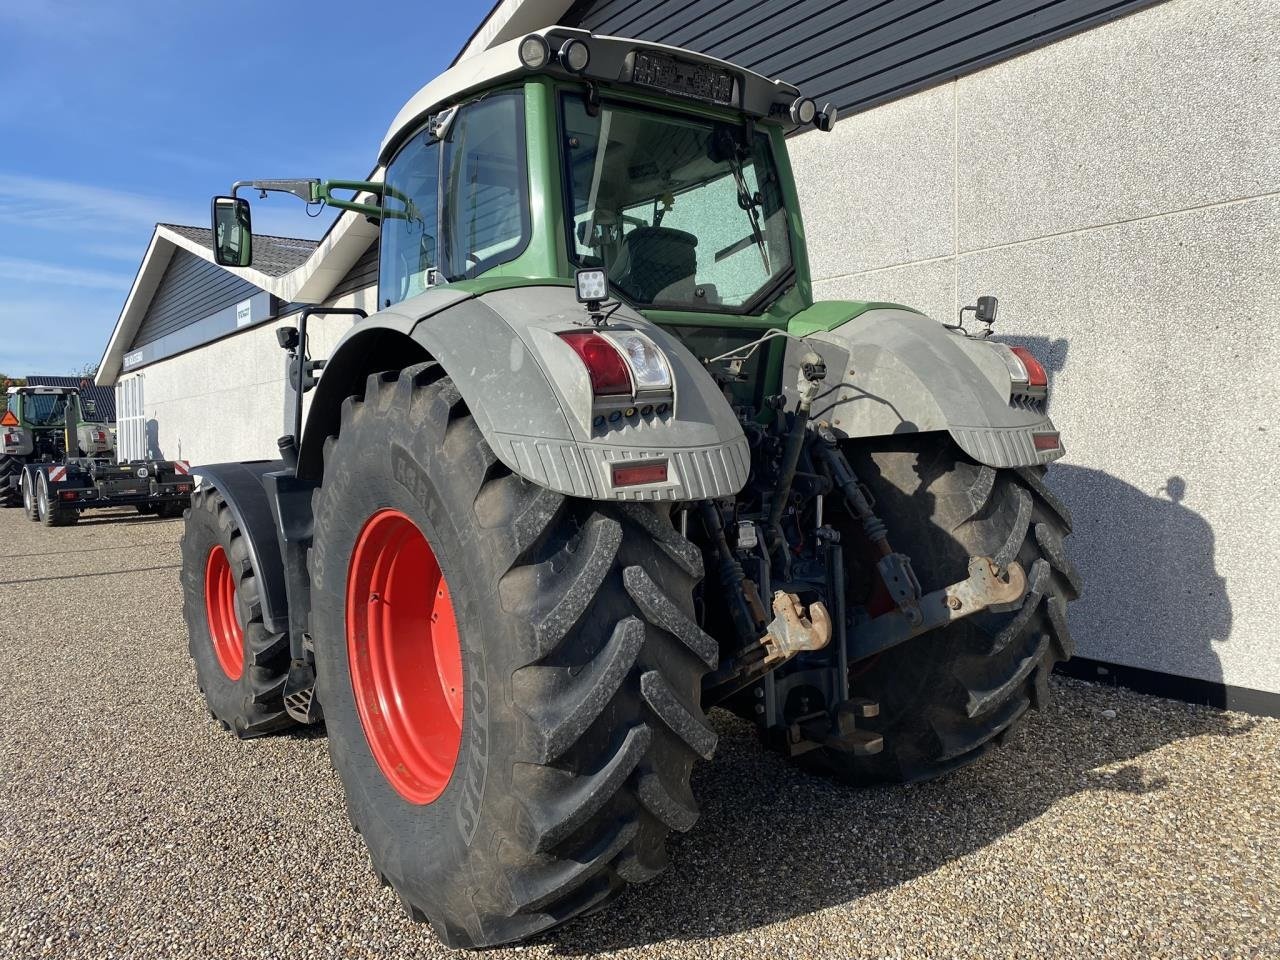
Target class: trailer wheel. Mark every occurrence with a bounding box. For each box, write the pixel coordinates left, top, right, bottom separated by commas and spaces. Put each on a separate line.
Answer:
309, 364, 716, 948
158, 500, 188, 519
36, 473, 78, 527
814, 434, 1079, 785
21, 470, 39, 522
0, 456, 20, 508
180, 488, 296, 737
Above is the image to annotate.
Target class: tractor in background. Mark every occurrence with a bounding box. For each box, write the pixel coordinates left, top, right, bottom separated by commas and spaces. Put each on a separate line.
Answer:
2, 384, 191, 525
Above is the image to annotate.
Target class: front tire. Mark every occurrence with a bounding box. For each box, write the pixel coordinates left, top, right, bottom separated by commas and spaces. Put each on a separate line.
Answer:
813, 435, 1079, 785
180, 488, 296, 737
309, 364, 717, 948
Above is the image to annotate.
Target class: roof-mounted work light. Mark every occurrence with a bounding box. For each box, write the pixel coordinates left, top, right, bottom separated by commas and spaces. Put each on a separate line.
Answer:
789, 97, 816, 125
559, 38, 590, 74
518, 34, 551, 70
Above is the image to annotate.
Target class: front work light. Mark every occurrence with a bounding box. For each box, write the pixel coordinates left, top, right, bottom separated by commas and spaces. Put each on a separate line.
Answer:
518, 34, 551, 70
575, 267, 608, 304
559, 38, 590, 73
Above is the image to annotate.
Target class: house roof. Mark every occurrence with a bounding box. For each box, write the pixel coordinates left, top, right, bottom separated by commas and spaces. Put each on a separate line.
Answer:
157, 224, 319, 276
25, 375, 117, 422
96, 205, 379, 387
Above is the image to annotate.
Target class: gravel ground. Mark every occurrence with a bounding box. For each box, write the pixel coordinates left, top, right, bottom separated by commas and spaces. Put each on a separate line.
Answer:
0, 507, 1277, 960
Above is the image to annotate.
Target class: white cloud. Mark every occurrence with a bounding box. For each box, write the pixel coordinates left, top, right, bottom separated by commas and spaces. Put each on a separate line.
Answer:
0, 255, 130, 291
0, 171, 197, 234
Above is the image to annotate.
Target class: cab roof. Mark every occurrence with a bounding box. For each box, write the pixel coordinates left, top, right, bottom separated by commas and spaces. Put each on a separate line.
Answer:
379, 26, 805, 164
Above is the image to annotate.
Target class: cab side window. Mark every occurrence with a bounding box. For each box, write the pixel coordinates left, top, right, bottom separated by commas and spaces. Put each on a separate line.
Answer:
378, 90, 529, 309
440, 91, 528, 281
379, 137, 440, 308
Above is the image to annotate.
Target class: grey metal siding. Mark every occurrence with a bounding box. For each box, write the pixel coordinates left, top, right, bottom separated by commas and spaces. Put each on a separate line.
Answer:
132, 250, 262, 349
562, 0, 1162, 113
329, 240, 379, 300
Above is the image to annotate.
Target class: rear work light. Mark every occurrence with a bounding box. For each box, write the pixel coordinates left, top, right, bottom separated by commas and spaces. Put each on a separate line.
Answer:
612, 461, 668, 487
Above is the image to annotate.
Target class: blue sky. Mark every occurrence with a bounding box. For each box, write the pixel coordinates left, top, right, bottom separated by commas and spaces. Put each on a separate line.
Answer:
0, 0, 484, 377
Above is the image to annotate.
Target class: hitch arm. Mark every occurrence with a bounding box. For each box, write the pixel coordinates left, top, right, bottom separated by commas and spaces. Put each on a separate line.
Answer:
848, 556, 1028, 661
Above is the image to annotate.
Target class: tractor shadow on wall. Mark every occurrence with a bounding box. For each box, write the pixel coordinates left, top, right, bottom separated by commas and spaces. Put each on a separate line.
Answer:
544, 464, 1240, 953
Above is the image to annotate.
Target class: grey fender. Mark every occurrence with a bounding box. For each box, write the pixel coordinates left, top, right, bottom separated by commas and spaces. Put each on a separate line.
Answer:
786, 308, 1064, 468
189, 460, 291, 635
298, 283, 748, 501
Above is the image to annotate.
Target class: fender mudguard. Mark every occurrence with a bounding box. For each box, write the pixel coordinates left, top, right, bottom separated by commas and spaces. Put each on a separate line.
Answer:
188, 460, 291, 635
785, 306, 1064, 468
298, 283, 749, 501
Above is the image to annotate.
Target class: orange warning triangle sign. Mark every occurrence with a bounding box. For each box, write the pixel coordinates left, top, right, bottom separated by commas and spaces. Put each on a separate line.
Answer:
0, 410, 18, 427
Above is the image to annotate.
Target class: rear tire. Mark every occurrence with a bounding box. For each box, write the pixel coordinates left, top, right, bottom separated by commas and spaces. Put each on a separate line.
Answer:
0, 456, 20, 508
180, 487, 296, 737
309, 364, 717, 948
37, 473, 78, 527
811, 435, 1079, 785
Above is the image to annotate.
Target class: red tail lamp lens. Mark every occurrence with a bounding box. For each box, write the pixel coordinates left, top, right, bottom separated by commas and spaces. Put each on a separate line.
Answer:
612, 461, 668, 487
559, 332, 633, 396
1033, 432, 1061, 452
1010, 347, 1048, 388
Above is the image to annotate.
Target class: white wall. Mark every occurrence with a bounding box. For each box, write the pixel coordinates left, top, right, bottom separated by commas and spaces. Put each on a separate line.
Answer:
788, 0, 1280, 696
117, 286, 377, 468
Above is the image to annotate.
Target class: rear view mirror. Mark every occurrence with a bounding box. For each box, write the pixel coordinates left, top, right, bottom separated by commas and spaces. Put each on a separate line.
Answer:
83, 399, 97, 417
211, 196, 253, 267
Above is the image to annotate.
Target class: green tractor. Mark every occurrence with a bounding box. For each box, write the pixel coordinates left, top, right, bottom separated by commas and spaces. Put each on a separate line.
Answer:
184, 28, 1077, 948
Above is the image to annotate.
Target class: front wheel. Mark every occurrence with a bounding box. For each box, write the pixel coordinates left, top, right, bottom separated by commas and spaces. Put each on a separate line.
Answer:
309, 364, 717, 948
812, 435, 1080, 785
179, 488, 296, 737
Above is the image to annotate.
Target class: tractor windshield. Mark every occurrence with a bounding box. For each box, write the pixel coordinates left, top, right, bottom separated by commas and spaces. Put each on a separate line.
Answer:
562, 94, 792, 312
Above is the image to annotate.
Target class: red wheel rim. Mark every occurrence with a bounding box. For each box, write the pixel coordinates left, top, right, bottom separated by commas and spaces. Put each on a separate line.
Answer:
347, 509, 464, 805
204, 545, 244, 680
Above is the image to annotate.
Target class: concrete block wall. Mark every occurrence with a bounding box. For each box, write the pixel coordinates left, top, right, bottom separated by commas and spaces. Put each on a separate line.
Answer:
118, 285, 376, 468
789, 0, 1280, 696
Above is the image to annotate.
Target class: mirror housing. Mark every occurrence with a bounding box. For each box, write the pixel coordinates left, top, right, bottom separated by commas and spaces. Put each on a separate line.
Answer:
82, 398, 97, 417
211, 196, 253, 267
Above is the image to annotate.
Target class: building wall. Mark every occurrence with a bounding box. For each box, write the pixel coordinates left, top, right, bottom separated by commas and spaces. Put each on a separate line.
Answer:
787, 0, 1280, 696
116, 284, 377, 467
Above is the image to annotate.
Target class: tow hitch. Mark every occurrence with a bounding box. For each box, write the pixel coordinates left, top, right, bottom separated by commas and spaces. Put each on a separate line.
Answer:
850, 557, 1028, 660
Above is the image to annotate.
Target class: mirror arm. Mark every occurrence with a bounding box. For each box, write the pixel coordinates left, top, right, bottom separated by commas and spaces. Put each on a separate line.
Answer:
231, 179, 321, 203
315, 179, 386, 217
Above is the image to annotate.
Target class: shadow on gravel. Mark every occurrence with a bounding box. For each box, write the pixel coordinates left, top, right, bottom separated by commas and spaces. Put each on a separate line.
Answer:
543, 678, 1252, 953
73, 514, 184, 527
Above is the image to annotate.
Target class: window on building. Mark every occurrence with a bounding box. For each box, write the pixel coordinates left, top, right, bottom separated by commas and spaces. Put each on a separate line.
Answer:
115, 375, 145, 463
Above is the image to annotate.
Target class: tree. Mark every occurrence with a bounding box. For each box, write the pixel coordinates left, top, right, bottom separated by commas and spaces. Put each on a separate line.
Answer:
0, 374, 26, 415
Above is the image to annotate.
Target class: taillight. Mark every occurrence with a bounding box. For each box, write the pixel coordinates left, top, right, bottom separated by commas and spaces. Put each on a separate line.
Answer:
601, 331, 673, 395
1009, 347, 1048, 389
559, 332, 633, 397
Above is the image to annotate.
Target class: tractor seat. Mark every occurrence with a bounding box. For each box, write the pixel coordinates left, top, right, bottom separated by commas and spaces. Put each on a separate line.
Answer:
612, 226, 698, 303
